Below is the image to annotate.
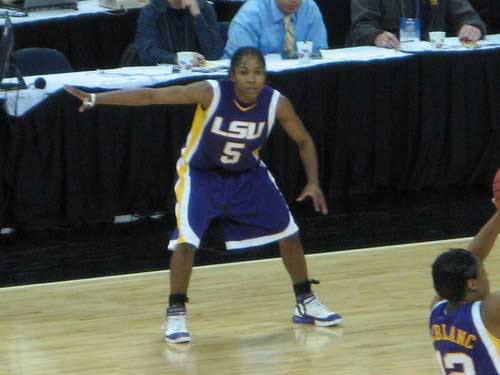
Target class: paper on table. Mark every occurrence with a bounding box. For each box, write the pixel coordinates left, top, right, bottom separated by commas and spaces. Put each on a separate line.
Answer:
397, 37, 500, 52
192, 60, 230, 73
265, 59, 309, 71
449, 37, 500, 49
320, 46, 410, 61
107, 65, 174, 75
397, 41, 432, 52
204, 60, 230, 69
485, 34, 500, 44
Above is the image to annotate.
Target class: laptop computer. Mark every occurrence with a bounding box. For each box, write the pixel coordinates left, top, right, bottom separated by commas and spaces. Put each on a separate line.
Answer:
98, 0, 145, 10
0, 0, 77, 13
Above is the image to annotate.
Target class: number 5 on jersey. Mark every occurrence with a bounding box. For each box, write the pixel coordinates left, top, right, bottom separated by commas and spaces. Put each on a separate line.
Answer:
221, 142, 245, 164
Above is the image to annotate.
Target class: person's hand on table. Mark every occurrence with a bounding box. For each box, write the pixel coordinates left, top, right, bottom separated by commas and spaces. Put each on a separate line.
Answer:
458, 25, 481, 42
375, 32, 400, 49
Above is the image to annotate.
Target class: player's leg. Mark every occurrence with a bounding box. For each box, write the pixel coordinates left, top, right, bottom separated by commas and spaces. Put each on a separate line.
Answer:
224, 165, 342, 327
164, 167, 220, 344
164, 242, 197, 344
279, 234, 308, 283
279, 233, 343, 327
170, 242, 196, 295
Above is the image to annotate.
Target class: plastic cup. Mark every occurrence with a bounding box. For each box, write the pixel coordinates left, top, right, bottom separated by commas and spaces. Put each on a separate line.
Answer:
177, 51, 194, 73
429, 31, 446, 49
296, 41, 313, 63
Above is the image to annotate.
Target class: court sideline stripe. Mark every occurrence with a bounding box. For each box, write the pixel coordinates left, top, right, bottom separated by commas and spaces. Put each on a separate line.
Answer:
0, 236, 473, 291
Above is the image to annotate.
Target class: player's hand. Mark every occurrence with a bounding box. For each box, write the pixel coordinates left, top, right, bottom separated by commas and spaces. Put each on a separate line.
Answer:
64, 85, 95, 112
458, 25, 481, 42
374, 32, 400, 49
182, 0, 200, 16
192, 52, 205, 67
297, 183, 329, 215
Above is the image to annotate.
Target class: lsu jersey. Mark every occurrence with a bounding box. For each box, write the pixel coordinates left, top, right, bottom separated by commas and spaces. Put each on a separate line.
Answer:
430, 300, 500, 374
180, 79, 281, 172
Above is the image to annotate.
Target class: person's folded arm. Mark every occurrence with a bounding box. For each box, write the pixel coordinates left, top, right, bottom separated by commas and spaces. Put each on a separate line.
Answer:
135, 6, 177, 65
447, 0, 487, 38
192, 3, 224, 60
350, 0, 385, 46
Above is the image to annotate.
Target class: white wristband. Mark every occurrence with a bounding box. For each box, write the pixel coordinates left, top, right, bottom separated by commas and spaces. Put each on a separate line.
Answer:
84, 93, 96, 107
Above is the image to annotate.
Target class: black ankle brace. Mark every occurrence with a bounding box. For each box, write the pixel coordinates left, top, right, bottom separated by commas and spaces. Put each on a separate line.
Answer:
169, 294, 189, 307
293, 279, 319, 298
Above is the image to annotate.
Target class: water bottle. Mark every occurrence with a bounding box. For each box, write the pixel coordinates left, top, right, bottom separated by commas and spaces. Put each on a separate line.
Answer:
399, 17, 421, 42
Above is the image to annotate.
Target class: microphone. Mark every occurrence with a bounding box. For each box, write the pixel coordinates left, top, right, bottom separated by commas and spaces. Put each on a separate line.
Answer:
33, 77, 46, 89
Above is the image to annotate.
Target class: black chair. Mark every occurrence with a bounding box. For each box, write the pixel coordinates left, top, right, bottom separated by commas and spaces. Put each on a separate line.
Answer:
119, 43, 141, 67
12, 48, 73, 76
219, 21, 230, 46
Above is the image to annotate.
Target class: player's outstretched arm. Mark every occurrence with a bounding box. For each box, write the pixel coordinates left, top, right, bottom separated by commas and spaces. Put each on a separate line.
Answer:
64, 81, 213, 112
476, 199, 500, 337
467, 198, 500, 262
276, 95, 328, 215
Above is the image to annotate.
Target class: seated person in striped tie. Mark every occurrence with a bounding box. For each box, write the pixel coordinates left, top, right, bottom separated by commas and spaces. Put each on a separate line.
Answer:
223, 0, 328, 58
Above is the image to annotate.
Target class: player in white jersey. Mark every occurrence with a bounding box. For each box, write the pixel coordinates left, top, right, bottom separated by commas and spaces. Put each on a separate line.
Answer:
65, 47, 342, 344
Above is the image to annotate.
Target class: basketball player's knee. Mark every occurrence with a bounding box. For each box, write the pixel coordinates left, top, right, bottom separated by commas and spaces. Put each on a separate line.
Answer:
279, 234, 303, 251
175, 243, 197, 254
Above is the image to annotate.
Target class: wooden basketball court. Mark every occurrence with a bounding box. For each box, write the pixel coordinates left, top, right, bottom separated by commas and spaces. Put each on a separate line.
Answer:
3, 237, 496, 374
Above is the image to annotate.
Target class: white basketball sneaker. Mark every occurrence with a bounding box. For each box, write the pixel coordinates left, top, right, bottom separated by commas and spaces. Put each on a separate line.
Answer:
293, 293, 343, 327
163, 306, 191, 344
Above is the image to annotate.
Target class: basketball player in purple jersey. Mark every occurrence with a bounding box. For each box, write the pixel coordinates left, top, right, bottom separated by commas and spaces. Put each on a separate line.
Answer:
430, 198, 500, 374
65, 47, 342, 344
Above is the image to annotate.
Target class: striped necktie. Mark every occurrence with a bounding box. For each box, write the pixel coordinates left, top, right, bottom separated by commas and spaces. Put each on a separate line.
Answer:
283, 15, 295, 57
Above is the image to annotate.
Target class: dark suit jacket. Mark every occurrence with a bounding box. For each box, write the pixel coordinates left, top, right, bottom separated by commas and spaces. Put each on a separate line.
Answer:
469, 0, 500, 34
135, 0, 223, 65
349, 0, 487, 46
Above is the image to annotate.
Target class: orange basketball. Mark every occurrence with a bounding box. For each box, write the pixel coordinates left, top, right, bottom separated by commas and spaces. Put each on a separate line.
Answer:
493, 168, 500, 200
